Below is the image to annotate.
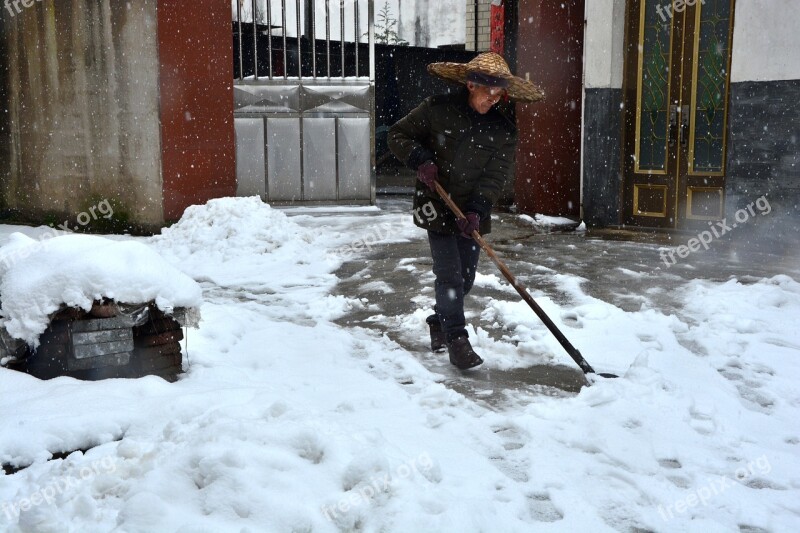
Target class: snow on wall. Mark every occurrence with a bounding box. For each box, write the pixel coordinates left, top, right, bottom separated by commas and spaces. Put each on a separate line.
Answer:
731, 0, 800, 82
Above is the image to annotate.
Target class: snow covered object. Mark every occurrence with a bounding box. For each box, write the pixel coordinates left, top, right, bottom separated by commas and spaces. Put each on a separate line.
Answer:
0, 233, 201, 381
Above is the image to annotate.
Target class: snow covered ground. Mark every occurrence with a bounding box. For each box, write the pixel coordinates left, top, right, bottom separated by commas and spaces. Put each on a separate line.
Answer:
1, 196, 799, 532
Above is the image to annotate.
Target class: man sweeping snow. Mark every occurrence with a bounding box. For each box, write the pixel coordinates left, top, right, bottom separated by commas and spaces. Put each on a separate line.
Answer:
388, 52, 543, 370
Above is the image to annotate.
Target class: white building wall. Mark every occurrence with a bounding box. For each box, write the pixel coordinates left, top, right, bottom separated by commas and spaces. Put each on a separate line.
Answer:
582, 0, 800, 87
730, 0, 800, 82
584, 0, 626, 89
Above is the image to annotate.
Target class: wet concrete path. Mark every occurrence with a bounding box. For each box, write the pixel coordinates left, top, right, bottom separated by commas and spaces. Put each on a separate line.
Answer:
330, 197, 800, 407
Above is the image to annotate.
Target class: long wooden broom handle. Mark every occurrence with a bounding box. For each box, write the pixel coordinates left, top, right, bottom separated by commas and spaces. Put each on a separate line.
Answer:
433, 181, 597, 375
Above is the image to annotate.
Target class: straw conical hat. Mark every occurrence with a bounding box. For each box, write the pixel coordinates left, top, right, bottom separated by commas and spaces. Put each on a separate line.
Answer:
427, 52, 544, 103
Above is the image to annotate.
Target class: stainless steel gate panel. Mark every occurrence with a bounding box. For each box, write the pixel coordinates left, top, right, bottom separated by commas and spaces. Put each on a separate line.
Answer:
234, 80, 374, 205
266, 117, 302, 201
234, 85, 301, 114
337, 117, 371, 200
235, 118, 266, 198
302, 85, 371, 115
302, 118, 338, 201
232, 1, 375, 205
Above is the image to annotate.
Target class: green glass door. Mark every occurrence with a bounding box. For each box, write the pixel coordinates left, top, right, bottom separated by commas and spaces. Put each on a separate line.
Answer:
622, 0, 735, 229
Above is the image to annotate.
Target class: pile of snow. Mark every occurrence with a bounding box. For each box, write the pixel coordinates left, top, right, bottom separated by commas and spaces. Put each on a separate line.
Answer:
518, 213, 585, 232
150, 196, 313, 266
0, 233, 201, 346
150, 197, 331, 290
153, 196, 312, 262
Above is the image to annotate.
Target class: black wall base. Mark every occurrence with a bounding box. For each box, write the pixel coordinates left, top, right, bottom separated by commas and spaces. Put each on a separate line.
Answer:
582, 80, 799, 251
726, 80, 800, 250
582, 88, 623, 227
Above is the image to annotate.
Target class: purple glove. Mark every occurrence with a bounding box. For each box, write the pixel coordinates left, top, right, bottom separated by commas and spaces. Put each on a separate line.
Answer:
457, 212, 481, 238
416, 161, 438, 191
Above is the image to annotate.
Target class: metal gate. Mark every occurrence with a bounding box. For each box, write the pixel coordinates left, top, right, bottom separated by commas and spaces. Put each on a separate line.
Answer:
233, 0, 375, 204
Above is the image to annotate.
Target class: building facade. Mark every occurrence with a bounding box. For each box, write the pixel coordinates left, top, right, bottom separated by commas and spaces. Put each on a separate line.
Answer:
2, 0, 796, 238
514, 0, 798, 239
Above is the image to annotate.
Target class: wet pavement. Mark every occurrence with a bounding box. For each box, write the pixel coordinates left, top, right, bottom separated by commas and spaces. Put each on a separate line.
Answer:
330, 196, 800, 406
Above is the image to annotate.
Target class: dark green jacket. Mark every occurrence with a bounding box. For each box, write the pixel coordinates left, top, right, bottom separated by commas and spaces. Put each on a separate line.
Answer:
387, 88, 517, 234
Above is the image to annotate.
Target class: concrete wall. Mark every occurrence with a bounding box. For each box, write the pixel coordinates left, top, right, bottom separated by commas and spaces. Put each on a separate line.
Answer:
582, 0, 626, 225
0, 0, 164, 227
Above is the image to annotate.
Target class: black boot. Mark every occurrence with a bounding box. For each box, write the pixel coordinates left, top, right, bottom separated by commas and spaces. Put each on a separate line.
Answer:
447, 335, 483, 370
428, 318, 447, 353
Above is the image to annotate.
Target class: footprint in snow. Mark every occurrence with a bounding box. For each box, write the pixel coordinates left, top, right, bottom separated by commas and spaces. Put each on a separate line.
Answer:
492, 424, 529, 451
560, 311, 582, 328
742, 477, 786, 490
762, 337, 800, 351
656, 460, 690, 488
292, 431, 326, 464
488, 424, 532, 482
738, 525, 771, 533
719, 367, 744, 382
657, 458, 682, 469
527, 492, 564, 522
668, 475, 692, 488
736, 384, 775, 413
688, 407, 716, 435
622, 418, 642, 430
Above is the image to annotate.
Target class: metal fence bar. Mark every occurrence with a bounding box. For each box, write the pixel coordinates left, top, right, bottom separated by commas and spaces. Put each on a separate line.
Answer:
340, 0, 345, 78
310, 0, 316, 77
368, 0, 375, 81
252, 0, 259, 79
326, 0, 331, 77
296, 0, 302, 77
236, 0, 243, 80
354, 0, 359, 78
232, 0, 381, 80
267, 0, 274, 78
281, 0, 288, 79
368, 0, 376, 203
